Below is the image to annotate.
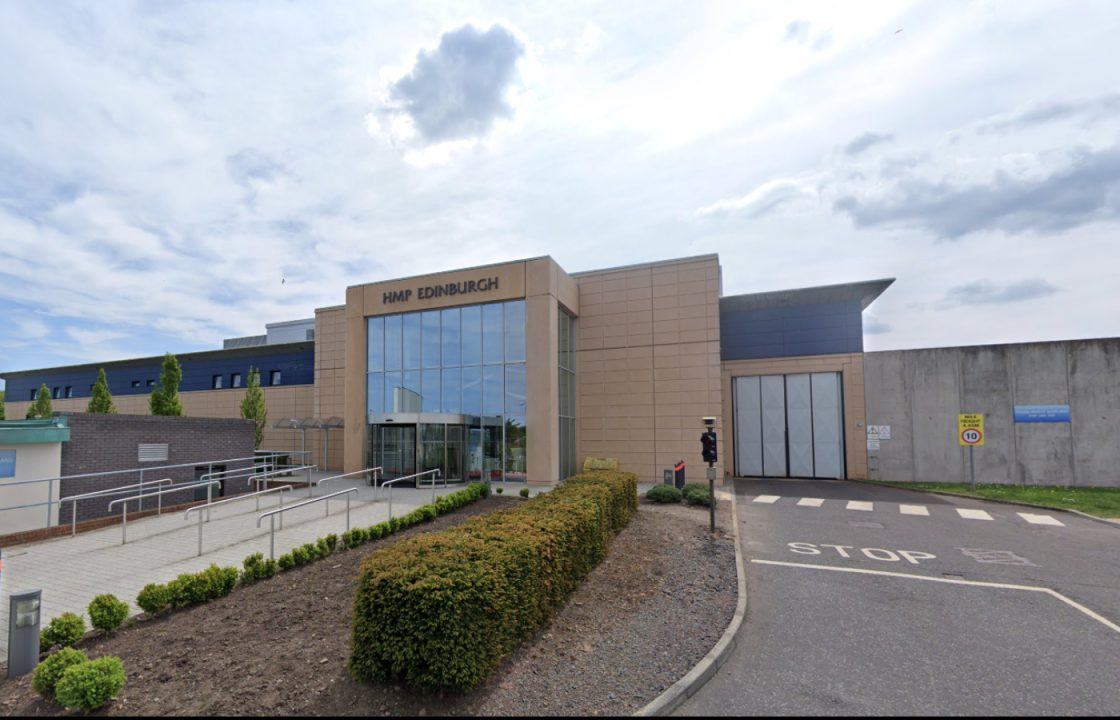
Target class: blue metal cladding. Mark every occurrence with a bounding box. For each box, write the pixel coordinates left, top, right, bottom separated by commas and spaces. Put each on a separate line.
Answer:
720, 300, 864, 361
2, 344, 314, 401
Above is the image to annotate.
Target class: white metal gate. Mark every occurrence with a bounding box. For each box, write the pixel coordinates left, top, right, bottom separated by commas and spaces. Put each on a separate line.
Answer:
732, 372, 845, 479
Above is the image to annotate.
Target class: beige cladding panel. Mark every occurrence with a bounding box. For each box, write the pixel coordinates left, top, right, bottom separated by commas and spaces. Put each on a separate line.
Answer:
573, 255, 723, 485
359, 262, 527, 316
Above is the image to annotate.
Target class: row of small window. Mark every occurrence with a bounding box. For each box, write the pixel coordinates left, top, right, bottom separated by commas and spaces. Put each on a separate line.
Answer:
29, 370, 283, 399
367, 363, 526, 416
211, 371, 282, 390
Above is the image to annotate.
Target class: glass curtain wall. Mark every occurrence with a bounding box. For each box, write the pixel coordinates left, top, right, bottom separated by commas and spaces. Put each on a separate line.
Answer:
367, 299, 526, 482
558, 307, 577, 480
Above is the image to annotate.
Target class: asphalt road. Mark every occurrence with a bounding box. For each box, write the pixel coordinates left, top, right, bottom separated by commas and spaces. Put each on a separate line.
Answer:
677, 478, 1120, 716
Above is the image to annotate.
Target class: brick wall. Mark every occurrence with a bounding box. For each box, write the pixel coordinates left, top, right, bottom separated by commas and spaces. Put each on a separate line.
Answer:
58, 412, 256, 524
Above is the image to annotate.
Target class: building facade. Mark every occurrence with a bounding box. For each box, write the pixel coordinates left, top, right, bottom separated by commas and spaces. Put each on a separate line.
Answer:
3, 254, 897, 486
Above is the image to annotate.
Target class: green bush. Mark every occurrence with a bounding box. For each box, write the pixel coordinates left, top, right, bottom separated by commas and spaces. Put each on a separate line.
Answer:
88, 594, 129, 633
136, 583, 171, 615
495, 486, 503, 494
316, 537, 332, 557
350, 470, 637, 692
646, 484, 683, 503
32, 648, 88, 699
201, 565, 240, 598
682, 483, 712, 507
278, 552, 296, 571
40, 612, 85, 649
324, 533, 339, 552
54, 656, 126, 712
241, 553, 277, 583
519, 487, 530, 498
292, 546, 311, 566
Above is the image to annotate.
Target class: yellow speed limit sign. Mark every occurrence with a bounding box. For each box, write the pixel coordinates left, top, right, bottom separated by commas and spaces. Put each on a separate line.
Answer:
958, 413, 984, 446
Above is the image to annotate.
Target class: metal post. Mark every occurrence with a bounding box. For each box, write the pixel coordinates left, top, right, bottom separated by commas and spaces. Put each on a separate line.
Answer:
197, 510, 204, 557
72, 499, 78, 537
307, 464, 313, 498
269, 515, 276, 560
47, 478, 54, 528
388, 485, 393, 520
121, 503, 127, 545
138, 468, 144, 513
346, 494, 351, 531
708, 462, 716, 535
278, 491, 284, 530
969, 445, 976, 490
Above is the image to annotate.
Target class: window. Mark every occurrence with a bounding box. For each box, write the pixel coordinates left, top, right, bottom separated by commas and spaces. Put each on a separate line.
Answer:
270, 370, 281, 386
65, 386, 73, 399
212, 374, 223, 390
131, 380, 140, 388
30, 388, 36, 400
52, 387, 60, 399
558, 308, 577, 480
147, 379, 155, 387
231, 373, 242, 388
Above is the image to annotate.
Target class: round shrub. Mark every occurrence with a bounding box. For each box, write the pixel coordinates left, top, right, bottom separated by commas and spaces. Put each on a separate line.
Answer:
200, 565, 240, 599
241, 552, 277, 584
292, 546, 311, 566
324, 533, 339, 552
519, 487, 530, 498
136, 583, 171, 615
54, 656, 126, 712
495, 486, 503, 494
681, 483, 712, 507
88, 594, 129, 633
278, 552, 296, 570
40, 612, 85, 649
316, 537, 332, 557
646, 484, 682, 503
32, 647, 88, 699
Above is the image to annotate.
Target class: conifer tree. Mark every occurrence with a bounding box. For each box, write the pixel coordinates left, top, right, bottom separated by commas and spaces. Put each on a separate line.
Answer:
26, 383, 53, 419
149, 353, 184, 416
240, 367, 267, 449
87, 368, 117, 414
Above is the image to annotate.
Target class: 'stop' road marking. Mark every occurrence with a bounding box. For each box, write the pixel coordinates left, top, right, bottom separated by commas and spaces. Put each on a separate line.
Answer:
797, 497, 825, 507
899, 504, 930, 516
957, 508, 994, 520
753, 495, 780, 504
846, 500, 874, 512
1018, 512, 1065, 526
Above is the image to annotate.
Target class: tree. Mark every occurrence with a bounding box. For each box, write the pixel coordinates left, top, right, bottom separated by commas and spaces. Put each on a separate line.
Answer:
0, 389, 5, 420
149, 353, 183, 416
87, 368, 117, 414
26, 383, 53, 419
240, 366, 267, 449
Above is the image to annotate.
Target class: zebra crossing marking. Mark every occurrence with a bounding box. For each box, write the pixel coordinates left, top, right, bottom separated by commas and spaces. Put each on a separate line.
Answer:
753, 495, 780, 504
956, 508, 993, 521
899, 504, 929, 516
846, 500, 874, 512
797, 497, 825, 507
745, 495, 1068, 529
1018, 512, 1065, 527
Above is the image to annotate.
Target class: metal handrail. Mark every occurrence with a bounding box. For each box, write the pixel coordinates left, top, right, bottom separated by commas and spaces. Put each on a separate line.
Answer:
108, 480, 221, 545
316, 467, 382, 489
198, 463, 275, 480
202, 463, 317, 498
0, 450, 309, 527
255, 488, 359, 559
378, 469, 441, 518
184, 485, 293, 556
62, 477, 175, 536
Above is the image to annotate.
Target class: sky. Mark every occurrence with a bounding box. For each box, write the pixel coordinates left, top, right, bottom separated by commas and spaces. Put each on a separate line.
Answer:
2, 0, 1119, 387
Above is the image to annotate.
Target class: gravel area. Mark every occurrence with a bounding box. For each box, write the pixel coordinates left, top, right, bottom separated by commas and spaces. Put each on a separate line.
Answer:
0, 495, 737, 716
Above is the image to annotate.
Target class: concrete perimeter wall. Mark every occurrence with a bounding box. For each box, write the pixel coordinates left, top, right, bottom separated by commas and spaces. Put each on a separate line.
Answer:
864, 338, 1120, 487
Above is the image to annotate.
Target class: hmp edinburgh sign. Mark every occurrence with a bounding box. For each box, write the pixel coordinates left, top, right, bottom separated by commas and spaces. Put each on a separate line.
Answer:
383, 276, 500, 304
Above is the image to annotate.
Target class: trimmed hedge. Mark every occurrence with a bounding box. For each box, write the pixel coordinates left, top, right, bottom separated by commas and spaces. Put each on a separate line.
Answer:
32, 648, 88, 699
88, 594, 129, 633
40, 612, 85, 649
54, 656, 126, 711
350, 470, 638, 692
682, 482, 712, 507
646, 484, 683, 503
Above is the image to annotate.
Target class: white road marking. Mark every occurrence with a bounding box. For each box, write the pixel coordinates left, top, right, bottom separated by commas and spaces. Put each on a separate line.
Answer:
1018, 512, 1065, 527
956, 508, 993, 520
750, 559, 1120, 635
899, 504, 929, 516
797, 497, 825, 507
846, 500, 874, 512
753, 495, 780, 504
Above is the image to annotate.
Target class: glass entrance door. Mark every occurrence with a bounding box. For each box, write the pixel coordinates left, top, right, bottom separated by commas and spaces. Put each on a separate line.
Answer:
374, 425, 416, 480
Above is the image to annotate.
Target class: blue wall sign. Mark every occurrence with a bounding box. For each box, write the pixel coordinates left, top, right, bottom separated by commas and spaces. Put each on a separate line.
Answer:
0, 450, 15, 479
1013, 405, 1071, 423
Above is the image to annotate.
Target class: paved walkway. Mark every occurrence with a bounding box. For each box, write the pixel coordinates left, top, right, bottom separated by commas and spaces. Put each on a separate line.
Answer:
0, 473, 468, 656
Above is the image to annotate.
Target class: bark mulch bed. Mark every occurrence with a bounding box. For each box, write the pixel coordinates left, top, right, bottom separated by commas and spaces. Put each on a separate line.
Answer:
0, 495, 736, 716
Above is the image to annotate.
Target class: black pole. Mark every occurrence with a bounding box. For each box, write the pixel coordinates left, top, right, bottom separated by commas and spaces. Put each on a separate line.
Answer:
708, 460, 716, 534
